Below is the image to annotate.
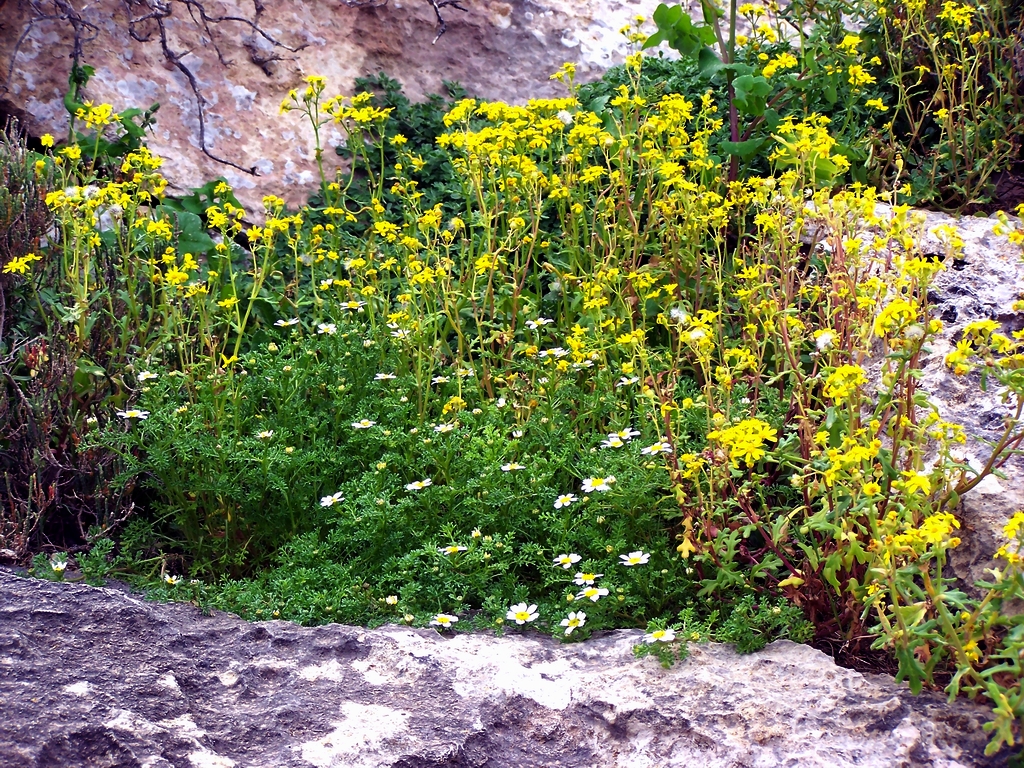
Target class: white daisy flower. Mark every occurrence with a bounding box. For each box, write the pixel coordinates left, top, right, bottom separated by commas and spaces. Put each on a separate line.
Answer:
430, 614, 458, 629
320, 491, 345, 507
619, 550, 650, 566
611, 428, 640, 441
640, 441, 672, 456
553, 553, 581, 569
643, 628, 676, 644
116, 409, 150, 420
506, 602, 539, 625
554, 494, 577, 509
561, 611, 586, 635
576, 586, 609, 602
581, 476, 615, 493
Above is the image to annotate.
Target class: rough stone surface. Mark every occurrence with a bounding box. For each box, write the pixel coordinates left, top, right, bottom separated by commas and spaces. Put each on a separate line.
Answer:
0, 0, 675, 212
893, 207, 1024, 590
0, 569, 1003, 767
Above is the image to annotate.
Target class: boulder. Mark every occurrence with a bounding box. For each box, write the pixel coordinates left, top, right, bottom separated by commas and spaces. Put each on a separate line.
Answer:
0, 569, 1002, 767
0, 0, 672, 212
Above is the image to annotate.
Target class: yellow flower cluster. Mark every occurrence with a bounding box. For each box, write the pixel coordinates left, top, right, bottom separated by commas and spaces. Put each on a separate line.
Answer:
890, 512, 961, 551
762, 52, 798, 79
75, 101, 116, 130
2, 252, 41, 275
707, 418, 778, 467
996, 511, 1024, 566
823, 364, 868, 401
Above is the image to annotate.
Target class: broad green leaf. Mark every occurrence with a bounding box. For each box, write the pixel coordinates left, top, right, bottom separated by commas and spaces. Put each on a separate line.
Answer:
733, 74, 771, 116
652, 2, 683, 26
721, 137, 769, 160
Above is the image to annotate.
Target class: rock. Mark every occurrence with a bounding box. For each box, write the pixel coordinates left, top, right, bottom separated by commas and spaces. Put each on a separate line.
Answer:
901, 208, 1024, 591
0, 569, 1002, 767
0, 0, 676, 214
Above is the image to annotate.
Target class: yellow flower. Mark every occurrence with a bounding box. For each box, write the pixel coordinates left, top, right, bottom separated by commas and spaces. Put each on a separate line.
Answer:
822, 364, 867, 401
847, 64, 876, 88
2, 252, 41, 275
762, 52, 798, 79
873, 298, 917, 337
838, 34, 861, 53
899, 470, 931, 496
707, 418, 778, 467
40, 134, 54, 148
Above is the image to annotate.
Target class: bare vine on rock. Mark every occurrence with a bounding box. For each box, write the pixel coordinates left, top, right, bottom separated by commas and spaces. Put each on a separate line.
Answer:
326, 0, 471, 44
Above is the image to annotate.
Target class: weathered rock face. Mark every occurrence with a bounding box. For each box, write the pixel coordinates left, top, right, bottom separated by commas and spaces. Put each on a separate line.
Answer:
900, 208, 1024, 590
0, 0, 671, 212
0, 569, 1003, 767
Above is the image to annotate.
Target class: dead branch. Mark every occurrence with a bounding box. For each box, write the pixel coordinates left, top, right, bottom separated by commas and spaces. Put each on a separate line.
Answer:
428, 0, 468, 44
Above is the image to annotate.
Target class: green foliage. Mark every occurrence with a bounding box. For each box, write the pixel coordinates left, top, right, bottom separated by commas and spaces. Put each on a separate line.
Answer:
340, 73, 469, 215
93, 329, 723, 631
645, 0, 1024, 207
78, 537, 115, 586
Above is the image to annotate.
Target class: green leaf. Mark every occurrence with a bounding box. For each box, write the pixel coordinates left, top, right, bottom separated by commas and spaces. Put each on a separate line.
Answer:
642, 30, 668, 49
155, 206, 216, 256
721, 137, 769, 161
700, 0, 725, 24
894, 645, 926, 695
733, 74, 771, 116
822, 552, 842, 591
698, 47, 724, 78
652, 2, 683, 27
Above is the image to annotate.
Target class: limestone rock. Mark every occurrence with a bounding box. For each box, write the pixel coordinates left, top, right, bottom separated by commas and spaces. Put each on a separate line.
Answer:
0, 569, 1002, 767
903, 208, 1024, 590
0, 0, 675, 213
